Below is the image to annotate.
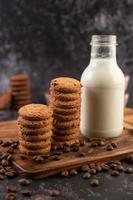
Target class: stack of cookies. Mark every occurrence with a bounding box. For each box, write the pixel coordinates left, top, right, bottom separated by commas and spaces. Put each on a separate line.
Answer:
18, 104, 52, 155
10, 74, 31, 110
50, 77, 81, 146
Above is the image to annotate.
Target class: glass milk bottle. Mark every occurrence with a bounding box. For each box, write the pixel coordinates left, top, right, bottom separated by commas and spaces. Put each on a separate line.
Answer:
80, 35, 125, 138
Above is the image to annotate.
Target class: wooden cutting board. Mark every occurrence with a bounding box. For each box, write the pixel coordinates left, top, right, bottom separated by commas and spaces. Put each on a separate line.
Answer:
0, 108, 132, 178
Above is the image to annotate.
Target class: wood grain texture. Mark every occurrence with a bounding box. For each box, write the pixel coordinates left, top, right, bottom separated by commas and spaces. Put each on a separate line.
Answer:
0, 108, 132, 178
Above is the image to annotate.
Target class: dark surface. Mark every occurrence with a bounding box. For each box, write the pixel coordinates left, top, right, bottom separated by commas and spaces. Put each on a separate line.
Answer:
0, 111, 132, 200
0, 0, 132, 106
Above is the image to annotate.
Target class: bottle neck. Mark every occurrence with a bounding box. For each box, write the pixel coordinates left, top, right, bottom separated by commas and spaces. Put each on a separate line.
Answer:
90, 45, 117, 61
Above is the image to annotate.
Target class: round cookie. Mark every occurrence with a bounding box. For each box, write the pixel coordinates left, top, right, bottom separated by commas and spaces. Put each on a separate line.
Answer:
52, 132, 80, 141
51, 106, 80, 115
18, 116, 52, 129
51, 77, 81, 93
52, 138, 79, 146
52, 127, 80, 135
20, 139, 51, 150
53, 119, 80, 129
50, 89, 81, 101
19, 145, 51, 155
52, 112, 80, 121
10, 74, 29, 82
18, 104, 52, 120
50, 99, 81, 109
19, 125, 52, 135
19, 131, 52, 142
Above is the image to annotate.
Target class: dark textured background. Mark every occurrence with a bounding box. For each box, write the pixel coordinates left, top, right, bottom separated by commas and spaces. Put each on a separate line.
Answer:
0, 0, 132, 106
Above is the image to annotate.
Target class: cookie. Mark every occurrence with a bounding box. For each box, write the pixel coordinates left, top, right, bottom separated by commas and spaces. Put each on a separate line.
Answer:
18, 116, 52, 129
19, 125, 52, 135
50, 99, 81, 109
10, 74, 29, 82
20, 139, 51, 150
52, 132, 80, 141
52, 112, 80, 121
53, 119, 80, 129
19, 131, 52, 142
50, 89, 81, 101
10, 81, 29, 87
52, 138, 79, 146
18, 104, 52, 120
12, 90, 30, 96
51, 77, 81, 93
50, 106, 79, 115
19, 145, 51, 155
52, 127, 80, 135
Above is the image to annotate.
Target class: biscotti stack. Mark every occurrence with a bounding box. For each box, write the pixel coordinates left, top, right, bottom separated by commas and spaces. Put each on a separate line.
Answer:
50, 77, 81, 146
10, 74, 31, 110
18, 104, 52, 155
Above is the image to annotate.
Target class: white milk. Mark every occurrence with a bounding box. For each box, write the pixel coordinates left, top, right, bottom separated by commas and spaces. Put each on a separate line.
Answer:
80, 36, 125, 138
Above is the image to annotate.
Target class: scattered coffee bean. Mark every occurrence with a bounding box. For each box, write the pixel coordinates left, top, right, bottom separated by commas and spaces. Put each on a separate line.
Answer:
89, 163, 96, 169
20, 155, 27, 160
20, 189, 32, 197
6, 185, 17, 193
0, 168, 5, 174
80, 140, 86, 146
69, 169, 78, 176
111, 142, 118, 148
79, 152, 86, 157
117, 165, 124, 172
90, 178, 99, 187
11, 143, 18, 149
101, 164, 109, 172
124, 167, 133, 174
1, 159, 9, 167
109, 163, 118, 170
114, 161, 122, 165
98, 141, 105, 146
0, 174, 5, 180
71, 144, 79, 152
35, 196, 47, 200
124, 155, 133, 163
60, 170, 69, 177
18, 178, 32, 186
96, 165, 102, 172
89, 169, 97, 174
110, 170, 120, 176
90, 142, 98, 147
51, 145, 58, 151
82, 172, 91, 179
7, 147, 15, 154
6, 193, 16, 200
5, 171, 16, 178
50, 189, 61, 197
33, 156, 44, 163
2, 141, 11, 147
7, 155, 14, 161
106, 144, 114, 151
80, 165, 89, 172
63, 147, 70, 153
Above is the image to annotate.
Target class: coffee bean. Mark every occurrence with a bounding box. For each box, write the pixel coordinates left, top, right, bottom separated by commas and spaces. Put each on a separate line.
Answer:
63, 147, 70, 153
7, 155, 14, 162
90, 169, 97, 174
111, 142, 118, 148
101, 164, 109, 172
51, 144, 58, 151
6, 193, 16, 200
124, 167, 133, 174
124, 155, 133, 163
53, 155, 61, 161
1, 159, 9, 167
20, 189, 32, 196
0, 168, 5, 174
90, 142, 98, 147
98, 141, 106, 146
11, 143, 18, 149
114, 161, 122, 165
117, 165, 124, 172
50, 189, 61, 197
82, 172, 91, 179
5, 171, 16, 178
110, 170, 120, 176
80, 165, 89, 172
35, 196, 47, 200
6, 185, 17, 193
80, 140, 86, 146
0, 174, 5, 180
60, 170, 69, 177
33, 156, 44, 163
71, 144, 79, 152
109, 163, 118, 170
0, 153, 9, 160
89, 163, 96, 169
20, 155, 27, 160
69, 169, 78, 176
2, 141, 11, 147
90, 178, 99, 187
7, 147, 15, 154
79, 152, 86, 157
18, 178, 32, 186
96, 165, 102, 172
106, 145, 113, 151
